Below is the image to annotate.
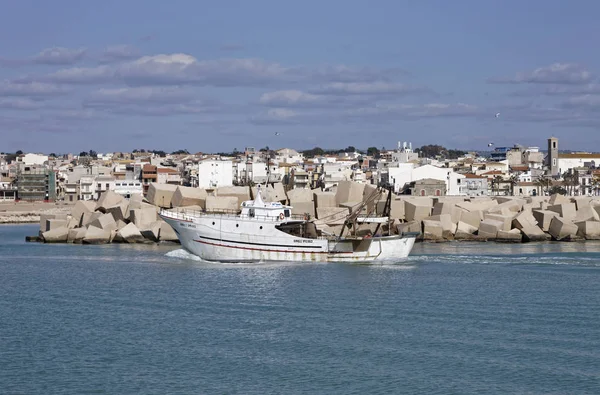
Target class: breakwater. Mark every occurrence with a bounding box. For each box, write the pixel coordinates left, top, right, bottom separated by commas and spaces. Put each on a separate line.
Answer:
29, 181, 600, 245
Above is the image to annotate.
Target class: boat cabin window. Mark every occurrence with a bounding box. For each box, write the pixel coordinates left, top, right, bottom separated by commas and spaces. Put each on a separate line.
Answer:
249, 208, 255, 218
284, 209, 290, 218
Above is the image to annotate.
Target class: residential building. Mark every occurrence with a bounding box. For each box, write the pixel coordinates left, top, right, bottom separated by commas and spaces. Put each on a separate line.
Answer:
16, 167, 56, 201
198, 159, 233, 189
410, 178, 447, 196
460, 174, 489, 197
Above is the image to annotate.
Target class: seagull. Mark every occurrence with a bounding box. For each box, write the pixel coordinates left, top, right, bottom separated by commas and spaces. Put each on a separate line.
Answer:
488, 143, 494, 147
495, 112, 500, 118
275, 132, 281, 136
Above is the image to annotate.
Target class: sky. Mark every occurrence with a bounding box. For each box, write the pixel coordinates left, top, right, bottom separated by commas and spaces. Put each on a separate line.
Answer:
2, 0, 600, 155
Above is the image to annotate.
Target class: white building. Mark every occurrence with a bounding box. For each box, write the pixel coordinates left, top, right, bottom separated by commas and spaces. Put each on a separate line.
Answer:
112, 180, 143, 198
392, 141, 418, 163
388, 164, 464, 195
198, 159, 233, 189
557, 153, 600, 175
275, 148, 304, 164
18, 153, 48, 166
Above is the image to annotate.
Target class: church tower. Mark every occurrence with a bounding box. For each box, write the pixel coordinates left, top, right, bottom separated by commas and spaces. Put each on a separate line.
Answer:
547, 137, 559, 177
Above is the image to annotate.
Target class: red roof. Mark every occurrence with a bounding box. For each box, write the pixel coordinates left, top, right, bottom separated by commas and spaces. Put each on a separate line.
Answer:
464, 173, 487, 179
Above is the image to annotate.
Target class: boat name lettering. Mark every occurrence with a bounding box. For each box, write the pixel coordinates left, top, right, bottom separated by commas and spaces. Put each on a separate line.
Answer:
179, 223, 197, 228
294, 239, 313, 244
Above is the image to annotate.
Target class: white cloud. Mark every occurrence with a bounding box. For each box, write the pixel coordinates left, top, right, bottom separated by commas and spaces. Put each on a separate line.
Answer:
344, 103, 479, 119
313, 82, 430, 96
0, 81, 68, 97
259, 90, 327, 107
33, 47, 87, 65
0, 98, 42, 110
38, 65, 114, 84
489, 63, 592, 85
100, 45, 141, 63
85, 86, 194, 105
21, 53, 406, 88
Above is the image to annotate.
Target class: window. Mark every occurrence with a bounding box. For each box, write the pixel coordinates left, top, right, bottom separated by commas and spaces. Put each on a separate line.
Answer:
116, 183, 121, 186
435, 189, 441, 196
105, 183, 109, 189
553, 141, 557, 149
552, 158, 556, 166
420, 189, 426, 196
97, 183, 101, 189
284, 209, 290, 217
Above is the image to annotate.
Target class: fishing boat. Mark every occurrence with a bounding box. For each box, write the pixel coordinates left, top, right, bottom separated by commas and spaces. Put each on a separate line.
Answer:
159, 185, 417, 263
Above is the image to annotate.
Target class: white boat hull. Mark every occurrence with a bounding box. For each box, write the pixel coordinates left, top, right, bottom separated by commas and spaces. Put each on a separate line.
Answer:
160, 213, 416, 263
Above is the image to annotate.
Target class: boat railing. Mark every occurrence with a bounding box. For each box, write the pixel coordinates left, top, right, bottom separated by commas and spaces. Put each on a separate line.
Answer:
160, 207, 308, 222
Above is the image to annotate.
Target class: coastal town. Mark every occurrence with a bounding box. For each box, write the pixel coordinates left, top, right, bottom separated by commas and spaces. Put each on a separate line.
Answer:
1, 136, 600, 243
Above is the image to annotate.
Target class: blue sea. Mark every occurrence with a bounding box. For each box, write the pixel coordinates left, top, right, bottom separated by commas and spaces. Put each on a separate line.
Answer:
1, 224, 600, 394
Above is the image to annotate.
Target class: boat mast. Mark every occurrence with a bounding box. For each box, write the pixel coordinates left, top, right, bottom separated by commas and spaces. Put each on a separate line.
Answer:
373, 184, 392, 236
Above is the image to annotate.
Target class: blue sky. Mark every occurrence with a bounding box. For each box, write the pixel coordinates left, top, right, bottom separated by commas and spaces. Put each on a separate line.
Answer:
2, 0, 600, 154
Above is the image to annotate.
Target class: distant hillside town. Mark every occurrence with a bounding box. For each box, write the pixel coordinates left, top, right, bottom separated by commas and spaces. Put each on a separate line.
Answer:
1, 137, 599, 203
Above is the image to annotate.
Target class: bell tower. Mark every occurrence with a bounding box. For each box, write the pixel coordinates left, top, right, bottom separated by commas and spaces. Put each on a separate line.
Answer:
547, 137, 559, 177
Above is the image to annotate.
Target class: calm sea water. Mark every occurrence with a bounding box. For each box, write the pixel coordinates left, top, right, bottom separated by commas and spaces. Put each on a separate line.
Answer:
1, 224, 600, 394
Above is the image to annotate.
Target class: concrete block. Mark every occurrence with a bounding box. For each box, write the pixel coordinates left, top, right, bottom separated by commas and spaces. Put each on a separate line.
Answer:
487, 200, 522, 215
548, 203, 577, 220
483, 213, 514, 231
46, 218, 67, 232
206, 196, 239, 212
574, 221, 600, 240
426, 214, 455, 233
458, 210, 483, 229
171, 186, 208, 208
422, 219, 444, 241
287, 188, 313, 204
220, 186, 252, 206
140, 221, 162, 242
42, 226, 69, 243
512, 211, 538, 230
549, 193, 570, 205
83, 225, 111, 244
96, 190, 125, 212
335, 181, 365, 206
389, 199, 405, 220
432, 202, 461, 224
532, 210, 559, 232
405, 201, 432, 222
127, 194, 144, 210
571, 196, 593, 210
291, 201, 315, 218
81, 211, 102, 227
520, 225, 549, 242
362, 184, 379, 203
313, 191, 337, 209
159, 220, 179, 242
146, 183, 178, 208
548, 217, 578, 241
454, 221, 479, 235
66, 217, 80, 229
497, 229, 522, 243
574, 206, 600, 222
105, 201, 129, 222
68, 227, 87, 243
478, 219, 504, 239
397, 220, 422, 238
113, 223, 145, 243
129, 206, 158, 228
315, 207, 348, 225
89, 213, 118, 232
116, 219, 128, 230
71, 200, 95, 225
